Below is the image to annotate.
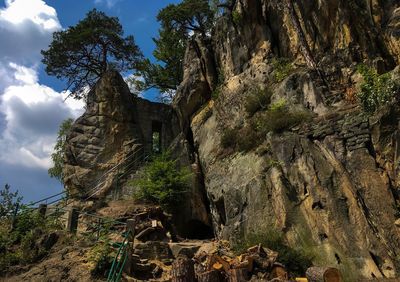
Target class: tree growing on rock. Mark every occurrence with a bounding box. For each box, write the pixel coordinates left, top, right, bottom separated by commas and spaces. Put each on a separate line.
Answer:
48, 118, 73, 184
41, 9, 143, 99
136, 0, 213, 102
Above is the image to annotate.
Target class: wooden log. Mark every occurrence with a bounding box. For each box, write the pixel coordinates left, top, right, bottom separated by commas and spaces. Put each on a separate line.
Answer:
171, 256, 196, 282
270, 263, 288, 280
227, 268, 248, 282
197, 270, 222, 282
306, 267, 343, 282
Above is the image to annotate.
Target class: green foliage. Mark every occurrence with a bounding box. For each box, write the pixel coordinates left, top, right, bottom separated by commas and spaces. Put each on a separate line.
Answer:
135, 28, 186, 102
0, 184, 22, 219
221, 128, 237, 148
41, 9, 143, 99
88, 239, 113, 277
131, 153, 192, 211
232, 10, 242, 25
272, 58, 294, 82
48, 118, 73, 183
138, 0, 214, 101
232, 229, 313, 276
157, 0, 213, 36
357, 65, 399, 113
221, 99, 311, 153
252, 100, 311, 134
244, 87, 272, 117
0, 207, 63, 273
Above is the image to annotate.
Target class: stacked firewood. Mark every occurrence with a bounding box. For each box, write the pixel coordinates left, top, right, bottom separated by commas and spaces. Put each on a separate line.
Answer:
171, 243, 343, 282
171, 243, 288, 282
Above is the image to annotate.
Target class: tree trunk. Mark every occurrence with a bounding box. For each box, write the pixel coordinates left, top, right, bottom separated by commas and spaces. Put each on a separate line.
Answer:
197, 270, 222, 282
171, 256, 196, 282
284, 0, 317, 70
306, 267, 343, 282
227, 268, 248, 282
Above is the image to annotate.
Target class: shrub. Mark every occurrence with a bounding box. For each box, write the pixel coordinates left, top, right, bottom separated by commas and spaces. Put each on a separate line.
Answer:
252, 100, 311, 134
231, 229, 313, 276
244, 87, 272, 117
221, 128, 237, 148
357, 64, 399, 113
0, 184, 22, 220
272, 58, 294, 82
232, 10, 242, 25
237, 126, 262, 152
88, 239, 114, 278
131, 152, 192, 211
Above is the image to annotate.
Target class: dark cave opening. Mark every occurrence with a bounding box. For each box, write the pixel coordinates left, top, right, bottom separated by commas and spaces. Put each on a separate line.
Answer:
181, 219, 214, 240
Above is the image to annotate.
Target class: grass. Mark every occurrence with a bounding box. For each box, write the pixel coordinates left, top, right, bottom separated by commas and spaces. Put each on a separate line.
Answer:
272, 58, 294, 82
251, 100, 311, 134
357, 64, 399, 113
220, 99, 311, 153
244, 87, 272, 117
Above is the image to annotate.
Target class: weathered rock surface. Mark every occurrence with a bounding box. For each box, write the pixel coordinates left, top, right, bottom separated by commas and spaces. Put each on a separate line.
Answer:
173, 0, 400, 279
63, 71, 178, 198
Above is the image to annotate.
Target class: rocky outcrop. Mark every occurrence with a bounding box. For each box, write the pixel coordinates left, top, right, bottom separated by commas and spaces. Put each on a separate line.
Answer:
173, 0, 400, 279
63, 71, 178, 198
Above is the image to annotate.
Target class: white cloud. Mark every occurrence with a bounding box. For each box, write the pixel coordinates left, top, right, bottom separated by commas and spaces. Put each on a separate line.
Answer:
0, 63, 84, 169
0, 0, 84, 172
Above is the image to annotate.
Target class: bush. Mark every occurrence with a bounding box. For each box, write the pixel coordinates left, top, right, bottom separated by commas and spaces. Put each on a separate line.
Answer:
232, 10, 242, 25
131, 152, 192, 211
252, 100, 311, 134
232, 229, 313, 276
0, 184, 22, 220
357, 64, 399, 113
272, 58, 294, 82
221, 128, 237, 148
88, 239, 113, 277
244, 87, 272, 117
237, 126, 262, 152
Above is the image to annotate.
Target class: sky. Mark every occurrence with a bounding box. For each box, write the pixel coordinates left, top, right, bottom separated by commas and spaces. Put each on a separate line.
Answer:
0, 0, 179, 203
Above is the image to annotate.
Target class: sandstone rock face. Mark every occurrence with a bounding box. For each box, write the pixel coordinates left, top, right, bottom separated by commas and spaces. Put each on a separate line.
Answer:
63, 71, 178, 198
174, 0, 400, 279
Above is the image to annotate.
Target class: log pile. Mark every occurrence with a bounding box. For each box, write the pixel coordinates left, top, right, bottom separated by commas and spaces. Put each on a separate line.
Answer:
170, 242, 343, 282
171, 243, 289, 282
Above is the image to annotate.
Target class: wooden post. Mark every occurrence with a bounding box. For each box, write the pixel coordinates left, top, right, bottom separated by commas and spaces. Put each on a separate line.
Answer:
306, 267, 343, 282
126, 219, 135, 241
197, 270, 222, 282
123, 244, 134, 276
227, 268, 248, 282
171, 256, 196, 282
66, 207, 79, 234
38, 204, 47, 218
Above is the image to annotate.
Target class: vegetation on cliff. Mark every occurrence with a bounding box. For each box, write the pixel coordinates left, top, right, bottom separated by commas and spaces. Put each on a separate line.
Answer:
131, 152, 192, 211
48, 118, 73, 184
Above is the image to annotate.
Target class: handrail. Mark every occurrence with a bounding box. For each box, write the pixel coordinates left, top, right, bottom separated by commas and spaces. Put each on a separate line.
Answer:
107, 230, 132, 282
25, 145, 145, 210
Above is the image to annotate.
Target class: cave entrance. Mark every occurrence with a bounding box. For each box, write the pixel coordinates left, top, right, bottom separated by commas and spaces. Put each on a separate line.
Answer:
181, 220, 214, 240
152, 120, 162, 153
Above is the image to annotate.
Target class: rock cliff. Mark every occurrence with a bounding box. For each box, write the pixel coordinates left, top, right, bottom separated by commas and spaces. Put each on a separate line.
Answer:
62, 0, 400, 279
63, 71, 179, 198
174, 0, 400, 279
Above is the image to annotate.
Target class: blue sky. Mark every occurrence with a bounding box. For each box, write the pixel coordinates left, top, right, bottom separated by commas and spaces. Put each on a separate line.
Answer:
0, 0, 179, 203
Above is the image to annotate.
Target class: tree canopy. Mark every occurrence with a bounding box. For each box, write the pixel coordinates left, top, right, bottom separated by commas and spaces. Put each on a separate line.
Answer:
48, 118, 73, 183
41, 9, 143, 99
137, 0, 214, 102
